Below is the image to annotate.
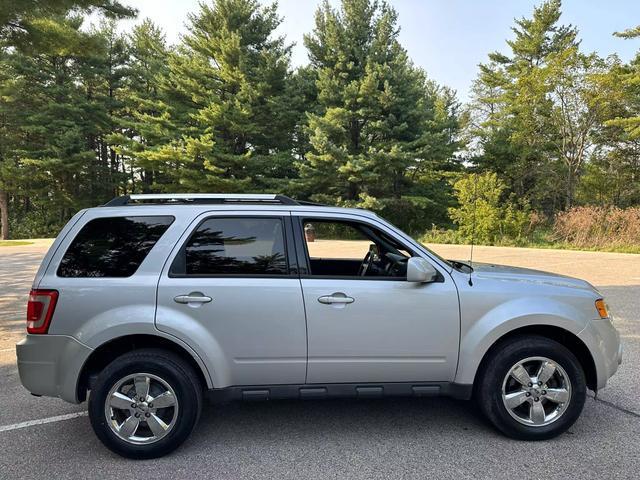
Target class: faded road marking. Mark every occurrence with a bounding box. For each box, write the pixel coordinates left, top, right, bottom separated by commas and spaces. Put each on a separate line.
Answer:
0, 412, 87, 433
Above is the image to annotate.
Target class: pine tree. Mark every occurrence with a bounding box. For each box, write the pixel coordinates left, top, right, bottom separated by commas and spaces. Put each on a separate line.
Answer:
1, 0, 135, 49
83, 20, 130, 202
0, 2, 134, 239
469, 0, 581, 211
300, 0, 458, 202
108, 19, 171, 192
139, 0, 299, 193
0, 15, 129, 236
609, 26, 640, 140
580, 26, 640, 207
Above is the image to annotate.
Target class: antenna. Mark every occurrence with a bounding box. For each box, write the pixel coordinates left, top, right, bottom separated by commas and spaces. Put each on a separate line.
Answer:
468, 173, 478, 286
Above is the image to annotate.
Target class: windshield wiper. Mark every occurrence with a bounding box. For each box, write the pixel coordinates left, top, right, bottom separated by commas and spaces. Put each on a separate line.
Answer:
448, 260, 473, 272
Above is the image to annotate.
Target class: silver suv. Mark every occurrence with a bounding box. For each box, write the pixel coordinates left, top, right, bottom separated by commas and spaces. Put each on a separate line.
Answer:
17, 194, 622, 458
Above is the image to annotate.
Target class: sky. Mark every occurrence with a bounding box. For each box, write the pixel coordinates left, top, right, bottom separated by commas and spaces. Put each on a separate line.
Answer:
110, 0, 640, 102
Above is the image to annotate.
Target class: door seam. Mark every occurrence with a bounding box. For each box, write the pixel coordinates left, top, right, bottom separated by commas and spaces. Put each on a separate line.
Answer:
289, 212, 310, 383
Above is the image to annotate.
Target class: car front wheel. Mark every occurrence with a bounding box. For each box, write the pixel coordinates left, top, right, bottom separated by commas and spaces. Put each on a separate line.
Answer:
476, 335, 586, 440
88, 349, 203, 458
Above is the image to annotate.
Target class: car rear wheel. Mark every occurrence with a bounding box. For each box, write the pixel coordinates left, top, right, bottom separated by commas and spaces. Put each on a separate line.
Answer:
88, 349, 203, 458
476, 335, 586, 440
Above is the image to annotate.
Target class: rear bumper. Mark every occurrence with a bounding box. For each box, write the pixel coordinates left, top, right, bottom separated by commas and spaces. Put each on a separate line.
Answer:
16, 334, 93, 403
578, 318, 622, 390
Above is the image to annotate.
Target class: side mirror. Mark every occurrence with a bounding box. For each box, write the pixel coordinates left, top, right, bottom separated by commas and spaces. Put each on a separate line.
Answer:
406, 257, 438, 283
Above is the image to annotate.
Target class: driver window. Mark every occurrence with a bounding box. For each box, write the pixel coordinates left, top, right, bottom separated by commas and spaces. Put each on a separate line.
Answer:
302, 219, 411, 278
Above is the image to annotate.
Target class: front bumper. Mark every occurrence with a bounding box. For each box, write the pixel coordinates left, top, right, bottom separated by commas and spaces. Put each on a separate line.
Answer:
578, 318, 622, 390
16, 334, 93, 404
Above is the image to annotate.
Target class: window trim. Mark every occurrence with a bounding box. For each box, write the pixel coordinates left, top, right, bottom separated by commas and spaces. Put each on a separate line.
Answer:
293, 216, 416, 281
56, 215, 175, 279
168, 215, 297, 279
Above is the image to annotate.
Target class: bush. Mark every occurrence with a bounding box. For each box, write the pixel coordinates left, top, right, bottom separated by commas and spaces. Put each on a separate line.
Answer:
419, 225, 463, 244
332, 194, 448, 235
553, 206, 640, 249
375, 196, 448, 234
448, 172, 534, 244
9, 206, 64, 239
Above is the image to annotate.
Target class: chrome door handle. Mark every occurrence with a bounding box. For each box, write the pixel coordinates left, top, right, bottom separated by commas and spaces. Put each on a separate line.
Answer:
318, 294, 354, 305
174, 294, 212, 304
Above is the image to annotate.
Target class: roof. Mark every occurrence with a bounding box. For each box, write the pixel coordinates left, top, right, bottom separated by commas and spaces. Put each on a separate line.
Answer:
98, 193, 377, 218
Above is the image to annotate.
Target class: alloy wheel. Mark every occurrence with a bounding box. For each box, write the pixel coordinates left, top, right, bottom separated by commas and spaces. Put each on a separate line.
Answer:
501, 356, 572, 427
104, 373, 179, 445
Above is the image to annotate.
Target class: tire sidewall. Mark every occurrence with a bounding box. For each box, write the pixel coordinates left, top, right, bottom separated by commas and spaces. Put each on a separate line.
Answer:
480, 336, 586, 440
89, 351, 201, 459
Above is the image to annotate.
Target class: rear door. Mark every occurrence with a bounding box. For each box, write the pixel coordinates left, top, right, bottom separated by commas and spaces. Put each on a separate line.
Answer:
155, 211, 307, 388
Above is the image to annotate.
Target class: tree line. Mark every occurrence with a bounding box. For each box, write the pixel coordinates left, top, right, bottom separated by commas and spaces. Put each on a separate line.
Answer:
0, 0, 639, 242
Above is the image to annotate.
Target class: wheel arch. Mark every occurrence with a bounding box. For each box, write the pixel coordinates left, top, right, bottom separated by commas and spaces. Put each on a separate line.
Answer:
77, 334, 212, 402
471, 325, 597, 392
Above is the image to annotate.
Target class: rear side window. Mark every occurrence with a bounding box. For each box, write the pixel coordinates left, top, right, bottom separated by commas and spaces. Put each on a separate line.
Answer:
171, 217, 288, 276
58, 216, 174, 277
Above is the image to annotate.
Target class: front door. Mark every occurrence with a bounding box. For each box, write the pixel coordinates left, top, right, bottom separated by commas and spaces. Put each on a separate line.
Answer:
296, 213, 460, 384
156, 212, 307, 387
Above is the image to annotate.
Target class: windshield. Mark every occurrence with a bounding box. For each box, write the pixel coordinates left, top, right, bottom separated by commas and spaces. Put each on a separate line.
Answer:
373, 215, 456, 269
417, 241, 474, 273
414, 241, 449, 266
371, 214, 474, 272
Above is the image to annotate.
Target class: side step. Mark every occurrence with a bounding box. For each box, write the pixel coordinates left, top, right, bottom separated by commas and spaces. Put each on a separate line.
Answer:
209, 382, 472, 402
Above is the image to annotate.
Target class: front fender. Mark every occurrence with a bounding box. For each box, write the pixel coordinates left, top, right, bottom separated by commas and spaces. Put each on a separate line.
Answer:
454, 297, 589, 386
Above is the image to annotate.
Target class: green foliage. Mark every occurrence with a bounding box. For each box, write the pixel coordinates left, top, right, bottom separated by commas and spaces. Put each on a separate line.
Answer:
419, 226, 463, 246
605, 28, 640, 142
448, 172, 533, 244
469, 0, 579, 212
0, 16, 132, 233
0, 0, 639, 252
299, 0, 461, 202
135, 0, 301, 193
0, 0, 135, 51
374, 196, 446, 235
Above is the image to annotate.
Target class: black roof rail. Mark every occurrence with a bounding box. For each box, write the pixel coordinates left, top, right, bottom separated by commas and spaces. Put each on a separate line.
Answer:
103, 195, 131, 207
296, 199, 328, 207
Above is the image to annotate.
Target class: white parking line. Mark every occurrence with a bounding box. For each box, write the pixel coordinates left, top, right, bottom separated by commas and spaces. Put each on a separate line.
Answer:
0, 411, 87, 433
0, 348, 15, 352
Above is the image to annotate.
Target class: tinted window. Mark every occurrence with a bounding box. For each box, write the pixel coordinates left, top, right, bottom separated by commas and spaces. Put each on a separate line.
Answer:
173, 217, 288, 276
58, 216, 174, 277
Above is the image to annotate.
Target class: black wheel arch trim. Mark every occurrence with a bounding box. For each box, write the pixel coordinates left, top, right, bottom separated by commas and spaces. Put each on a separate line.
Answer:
77, 333, 212, 402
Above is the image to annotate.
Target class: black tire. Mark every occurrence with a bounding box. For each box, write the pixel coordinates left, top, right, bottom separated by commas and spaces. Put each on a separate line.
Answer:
476, 335, 586, 440
88, 348, 203, 459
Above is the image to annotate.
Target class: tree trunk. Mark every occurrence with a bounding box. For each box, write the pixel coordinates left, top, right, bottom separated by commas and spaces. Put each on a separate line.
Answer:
347, 181, 358, 201
566, 168, 575, 210
0, 190, 9, 240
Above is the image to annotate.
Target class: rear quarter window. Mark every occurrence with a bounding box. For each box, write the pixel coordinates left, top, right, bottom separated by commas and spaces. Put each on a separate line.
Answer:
57, 216, 174, 277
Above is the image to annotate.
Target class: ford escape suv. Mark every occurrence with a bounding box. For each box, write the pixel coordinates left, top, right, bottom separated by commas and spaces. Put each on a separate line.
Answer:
17, 193, 622, 458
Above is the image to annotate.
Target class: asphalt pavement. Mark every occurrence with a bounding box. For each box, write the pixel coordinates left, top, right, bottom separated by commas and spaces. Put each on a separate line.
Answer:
0, 241, 638, 479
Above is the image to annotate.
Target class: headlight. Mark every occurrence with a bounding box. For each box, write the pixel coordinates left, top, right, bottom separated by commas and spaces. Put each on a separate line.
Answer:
595, 299, 610, 319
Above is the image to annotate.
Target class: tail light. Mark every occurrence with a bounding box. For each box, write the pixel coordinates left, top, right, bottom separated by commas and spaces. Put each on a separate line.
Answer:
27, 289, 58, 334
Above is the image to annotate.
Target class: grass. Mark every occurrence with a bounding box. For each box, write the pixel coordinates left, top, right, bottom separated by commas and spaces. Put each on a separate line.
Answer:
419, 228, 640, 254
524, 242, 640, 254
0, 240, 34, 247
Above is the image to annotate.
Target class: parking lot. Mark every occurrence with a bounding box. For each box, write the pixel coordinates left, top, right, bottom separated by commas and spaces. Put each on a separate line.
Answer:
1, 241, 639, 479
